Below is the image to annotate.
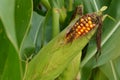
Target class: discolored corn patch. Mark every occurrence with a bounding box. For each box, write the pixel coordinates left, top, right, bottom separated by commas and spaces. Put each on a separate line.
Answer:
65, 14, 99, 43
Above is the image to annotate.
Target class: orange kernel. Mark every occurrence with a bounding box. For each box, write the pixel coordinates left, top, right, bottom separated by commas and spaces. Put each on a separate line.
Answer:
85, 18, 88, 22
88, 17, 91, 20
90, 24, 93, 28
77, 26, 81, 29
80, 29, 84, 32
85, 30, 88, 33
83, 21, 86, 24
80, 18, 84, 22
76, 22, 79, 25
78, 31, 81, 35
82, 26, 86, 30
85, 23, 89, 27
87, 27, 90, 30
76, 28, 79, 32
80, 23, 84, 26
88, 21, 92, 24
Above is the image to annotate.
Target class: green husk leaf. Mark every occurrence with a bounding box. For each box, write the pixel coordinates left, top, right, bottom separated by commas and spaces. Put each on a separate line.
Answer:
56, 51, 81, 80
24, 15, 97, 80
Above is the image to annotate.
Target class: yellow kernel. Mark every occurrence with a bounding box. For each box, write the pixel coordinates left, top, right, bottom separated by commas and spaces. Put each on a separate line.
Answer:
76, 28, 79, 32
88, 21, 92, 24
85, 23, 89, 27
87, 27, 90, 30
80, 18, 84, 22
80, 29, 84, 32
85, 18, 88, 22
78, 31, 81, 35
85, 30, 88, 33
90, 24, 93, 28
88, 17, 91, 20
82, 26, 86, 30
80, 23, 84, 26
76, 22, 79, 25
83, 21, 86, 24
77, 26, 81, 28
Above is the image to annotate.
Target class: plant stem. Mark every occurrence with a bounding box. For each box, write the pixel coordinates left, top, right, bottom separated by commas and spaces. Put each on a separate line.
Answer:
41, 0, 51, 10
52, 8, 60, 38
68, 0, 73, 11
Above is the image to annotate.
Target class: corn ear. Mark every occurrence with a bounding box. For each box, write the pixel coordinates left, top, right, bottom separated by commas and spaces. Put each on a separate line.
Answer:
24, 15, 97, 80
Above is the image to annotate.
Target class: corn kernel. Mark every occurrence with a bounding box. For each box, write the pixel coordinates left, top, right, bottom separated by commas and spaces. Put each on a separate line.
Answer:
77, 26, 81, 29
80, 29, 84, 32
88, 17, 91, 20
80, 18, 84, 22
85, 18, 88, 22
90, 24, 93, 28
76, 28, 79, 32
80, 23, 84, 26
85, 30, 88, 33
83, 21, 86, 24
82, 26, 86, 30
87, 27, 90, 30
88, 21, 92, 24
78, 31, 81, 35
76, 22, 79, 25
85, 23, 89, 27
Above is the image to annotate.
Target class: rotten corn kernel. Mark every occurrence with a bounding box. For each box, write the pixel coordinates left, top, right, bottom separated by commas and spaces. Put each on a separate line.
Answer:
65, 14, 97, 43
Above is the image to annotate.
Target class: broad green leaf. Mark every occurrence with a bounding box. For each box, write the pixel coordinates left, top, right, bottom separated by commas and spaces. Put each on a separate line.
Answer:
42, 10, 53, 44
100, 58, 120, 80
15, 0, 33, 47
31, 12, 44, 53
20, 12, 45, 59
0, 21, 9, 78
0, 0, 33, 79
0, 22, 22, 80
81, 0, 112, 13
90, 68, 108, 80
1, 42, 22, 80
0, 0, 33, 49
65, 0, 75, 11
24, 15, 97, 80
0, 0, 18, 50
81, 0, 120, 79
113, 57, 120, 78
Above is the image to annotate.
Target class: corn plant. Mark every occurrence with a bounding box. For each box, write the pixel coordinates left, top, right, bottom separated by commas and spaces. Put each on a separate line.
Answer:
0, 0, 120, 80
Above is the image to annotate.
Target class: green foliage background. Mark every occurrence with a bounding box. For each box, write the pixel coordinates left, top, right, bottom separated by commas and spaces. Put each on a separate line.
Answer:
0, 0, 120, 80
